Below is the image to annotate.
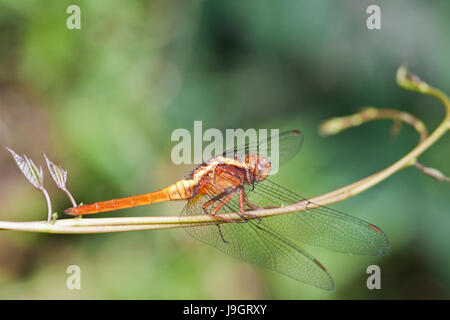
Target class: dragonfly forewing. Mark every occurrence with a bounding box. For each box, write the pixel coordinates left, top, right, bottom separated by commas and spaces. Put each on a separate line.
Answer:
222, 130, 304, 167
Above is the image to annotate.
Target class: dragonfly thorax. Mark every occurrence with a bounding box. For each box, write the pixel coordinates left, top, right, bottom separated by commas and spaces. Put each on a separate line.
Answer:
189, 154, 271, 197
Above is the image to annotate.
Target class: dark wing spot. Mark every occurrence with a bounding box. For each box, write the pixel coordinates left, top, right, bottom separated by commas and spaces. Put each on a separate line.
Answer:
368, 224, 383, 233
314, 259, 327, 272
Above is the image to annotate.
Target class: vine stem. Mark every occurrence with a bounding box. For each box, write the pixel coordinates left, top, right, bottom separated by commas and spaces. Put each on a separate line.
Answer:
0, 66, 448, 234
41, 188, 52, 224
63, 188, 78, 208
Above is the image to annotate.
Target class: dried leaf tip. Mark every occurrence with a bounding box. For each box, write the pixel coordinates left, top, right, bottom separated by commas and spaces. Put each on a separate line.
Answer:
6, 147, 53, 222
6, 147, 44, 189
44, 152, 68, 190
44, 153, 78, 208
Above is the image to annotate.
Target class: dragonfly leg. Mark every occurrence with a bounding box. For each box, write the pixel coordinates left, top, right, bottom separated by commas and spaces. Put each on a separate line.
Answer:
241, 187, 278, 212
202, 192, 235, 242
305, 200, 313, 213
238, 188, 261, 221
216, 224, 228, 243
202, 192, 227, 216
207, 190, 240, 223
242, 190, 262, 211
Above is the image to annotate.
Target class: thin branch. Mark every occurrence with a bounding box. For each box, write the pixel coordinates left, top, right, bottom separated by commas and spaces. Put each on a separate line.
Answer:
319, 107, 428, 143
414, 162, 450, 182
42, 188, 52, 223
1, 66, 449, 234
313, 66, 450, 204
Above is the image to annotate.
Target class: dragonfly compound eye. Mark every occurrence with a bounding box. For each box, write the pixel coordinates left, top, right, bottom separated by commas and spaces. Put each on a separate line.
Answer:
254, 157, 272, 181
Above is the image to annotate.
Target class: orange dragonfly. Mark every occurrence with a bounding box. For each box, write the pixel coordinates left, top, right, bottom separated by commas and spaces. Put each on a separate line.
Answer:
65, 130, 390, 290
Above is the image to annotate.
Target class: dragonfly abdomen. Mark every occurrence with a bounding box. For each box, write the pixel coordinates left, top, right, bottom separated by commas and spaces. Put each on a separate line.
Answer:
64, 179, 196, 215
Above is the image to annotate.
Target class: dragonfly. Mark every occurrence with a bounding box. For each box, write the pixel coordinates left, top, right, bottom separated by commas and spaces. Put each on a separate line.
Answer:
65, 130, 390, 290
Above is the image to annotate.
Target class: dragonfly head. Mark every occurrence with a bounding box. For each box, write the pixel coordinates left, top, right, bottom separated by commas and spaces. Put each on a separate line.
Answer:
245, 153, 272, 182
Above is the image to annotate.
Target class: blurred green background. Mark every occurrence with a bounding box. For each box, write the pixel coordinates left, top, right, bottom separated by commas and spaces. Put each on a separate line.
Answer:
0, 0, 449, 299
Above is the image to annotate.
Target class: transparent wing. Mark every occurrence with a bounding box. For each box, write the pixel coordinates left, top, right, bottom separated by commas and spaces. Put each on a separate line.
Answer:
181, 130, 389, 288
181, 194, 335, 290
222, 130, 304, 166
239, 179, 391, 256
